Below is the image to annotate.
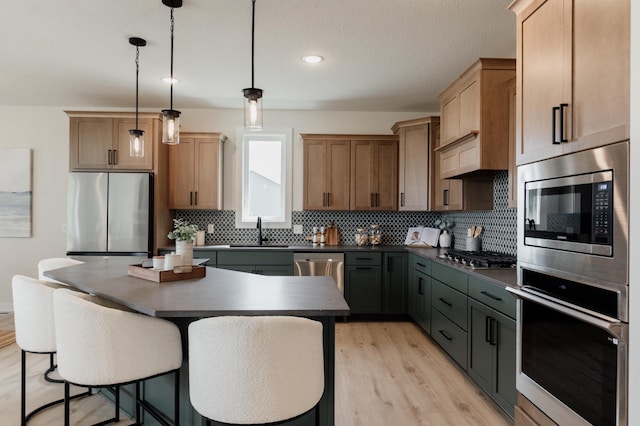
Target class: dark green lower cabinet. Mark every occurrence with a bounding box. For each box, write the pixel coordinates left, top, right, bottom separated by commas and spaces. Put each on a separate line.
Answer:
345, 265, 382, 314
409, 270, 431, 333
467, 298, 517, 418
431, 307, 467, 370
382, 253, 407, 314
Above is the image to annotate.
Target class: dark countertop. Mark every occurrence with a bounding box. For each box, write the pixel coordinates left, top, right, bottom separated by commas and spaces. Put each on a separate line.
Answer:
45, 256, 350, 318
158, 244, 518, 288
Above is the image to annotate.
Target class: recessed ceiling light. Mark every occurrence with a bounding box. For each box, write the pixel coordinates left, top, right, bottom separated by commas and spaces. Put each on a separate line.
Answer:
302, 55, 324, 64
162, 77, 179, 84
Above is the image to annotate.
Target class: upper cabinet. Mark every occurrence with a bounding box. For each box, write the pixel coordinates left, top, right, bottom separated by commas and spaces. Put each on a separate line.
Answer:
436, 58, 515, 179
510, 0, 630, 165
350, 137, 398, 211
392, 117, 439, 211
301, 134, 398, 211
301, 137, 351, 210
68, 112, 159, 171
168, 132, 225, 210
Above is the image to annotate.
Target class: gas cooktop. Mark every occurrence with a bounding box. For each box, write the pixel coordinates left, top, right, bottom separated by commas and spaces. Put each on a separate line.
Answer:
439, 249, 517, 269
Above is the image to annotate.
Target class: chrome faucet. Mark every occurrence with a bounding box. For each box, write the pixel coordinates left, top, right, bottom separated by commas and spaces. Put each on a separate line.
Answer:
257, 217, 267, 246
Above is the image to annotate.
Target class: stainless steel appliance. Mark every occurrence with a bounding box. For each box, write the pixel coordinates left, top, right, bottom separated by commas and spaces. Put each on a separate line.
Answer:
294, 253, 344, 294
513, 141, 630, 426
518, 141, 629, 288
67, 172, 152, 257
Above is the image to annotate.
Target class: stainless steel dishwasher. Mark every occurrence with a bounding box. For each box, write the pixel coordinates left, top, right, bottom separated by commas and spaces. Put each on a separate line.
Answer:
293, 252, 344, 294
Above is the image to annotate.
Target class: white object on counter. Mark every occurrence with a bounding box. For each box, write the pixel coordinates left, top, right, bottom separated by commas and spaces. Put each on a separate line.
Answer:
196, 230, 206, 246
466, 237, 481, 252
164, 252, 182, 270
152, 256, 165, 270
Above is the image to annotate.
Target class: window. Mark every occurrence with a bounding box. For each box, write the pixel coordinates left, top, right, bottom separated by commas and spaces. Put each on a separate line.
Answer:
236, 128, 292, 229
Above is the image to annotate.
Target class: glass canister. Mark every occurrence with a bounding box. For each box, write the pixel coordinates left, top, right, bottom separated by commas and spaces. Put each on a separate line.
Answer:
369, 224, 382, 246
355, 228, 369, 246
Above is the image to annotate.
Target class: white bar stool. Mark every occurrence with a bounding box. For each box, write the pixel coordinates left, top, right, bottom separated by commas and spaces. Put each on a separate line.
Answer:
188, 316, 324, 425
38, 257, 83, 283
11, 275, 91, 425
53, 288, 183, 426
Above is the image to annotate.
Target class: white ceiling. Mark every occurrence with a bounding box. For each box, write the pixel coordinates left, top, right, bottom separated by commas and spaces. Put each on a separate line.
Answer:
1, 0, 516, 112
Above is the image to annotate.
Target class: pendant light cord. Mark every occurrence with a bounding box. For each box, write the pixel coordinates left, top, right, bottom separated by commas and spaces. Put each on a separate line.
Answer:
170, 7, 175, 110
251, 0, 256, 88
135, 45, 140, 129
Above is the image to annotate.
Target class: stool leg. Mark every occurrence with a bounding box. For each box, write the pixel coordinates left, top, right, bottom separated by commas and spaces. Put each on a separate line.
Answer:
174, 369, 180, 426
20, 350, 26, 426
64, 382, 70, 426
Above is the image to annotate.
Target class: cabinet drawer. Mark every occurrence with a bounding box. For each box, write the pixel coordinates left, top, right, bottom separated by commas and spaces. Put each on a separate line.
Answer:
411, 255, 431, 275
440, 136, 481, 179
468, 276, 516, 319
431, 279, 467, 330
431, 307, 467, 370
431, 262, 468, 294
346, 252, 382, 266
217, 251, 292, 265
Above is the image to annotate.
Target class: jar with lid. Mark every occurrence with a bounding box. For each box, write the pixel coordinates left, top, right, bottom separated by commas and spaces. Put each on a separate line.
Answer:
355, 228, 368, 246
369, 224, 382, 246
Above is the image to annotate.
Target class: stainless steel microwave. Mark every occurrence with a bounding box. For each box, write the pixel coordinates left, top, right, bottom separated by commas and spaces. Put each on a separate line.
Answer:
517, 141, 629, 289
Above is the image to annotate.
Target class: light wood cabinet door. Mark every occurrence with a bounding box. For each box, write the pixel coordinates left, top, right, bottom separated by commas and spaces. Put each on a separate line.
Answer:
513, 0, 629, 165
70, 117, 113, 169
441, 96, 460, 146
350, 140, 398, 211
168, 133, 224, 210
302, 139, 350, 210
168, 138, 195, 209
113, 118, 154, 170
393, 117, 438, 211
458, 80, 480, 137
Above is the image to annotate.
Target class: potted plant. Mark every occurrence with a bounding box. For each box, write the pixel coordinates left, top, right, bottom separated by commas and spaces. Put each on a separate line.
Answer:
434, 217, 454, 248
168, 218, 198, 266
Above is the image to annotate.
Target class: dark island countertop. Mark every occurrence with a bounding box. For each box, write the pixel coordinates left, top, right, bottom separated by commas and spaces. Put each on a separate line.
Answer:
45, 256, 350, 318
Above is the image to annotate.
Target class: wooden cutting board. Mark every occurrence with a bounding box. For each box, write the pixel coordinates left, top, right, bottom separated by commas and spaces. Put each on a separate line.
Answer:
325, 224, 339, 245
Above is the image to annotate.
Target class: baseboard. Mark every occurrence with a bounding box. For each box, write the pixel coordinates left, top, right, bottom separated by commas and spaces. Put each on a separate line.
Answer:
0, 303, 14, 313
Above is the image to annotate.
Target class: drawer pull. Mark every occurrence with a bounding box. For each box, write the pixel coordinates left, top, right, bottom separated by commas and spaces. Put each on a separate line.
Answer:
480, 290, 502, 301
418, 277, 424, 295
416, 262, 426, 268
356, 257, 373, 261
438, 329, 453, 341
438, 297, 452, 307
485, 316, 492, 343
355, 267, 372, 270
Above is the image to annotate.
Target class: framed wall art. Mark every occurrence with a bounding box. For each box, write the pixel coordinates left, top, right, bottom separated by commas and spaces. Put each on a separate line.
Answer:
0, 148, 32, 237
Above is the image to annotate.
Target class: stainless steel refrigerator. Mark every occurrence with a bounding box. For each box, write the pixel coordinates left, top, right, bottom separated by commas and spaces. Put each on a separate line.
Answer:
66, 172, 152, 256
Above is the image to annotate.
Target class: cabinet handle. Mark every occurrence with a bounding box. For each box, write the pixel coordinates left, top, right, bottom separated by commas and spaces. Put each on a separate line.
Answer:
480, 290, 502, 301
326, 192, 330, 207
418, 277, 423, 295
194, 191, 198, 206
443, 189, 449, 206
356, 267, 373, 270
416, 262, 426, 268
356, 257, 372, 261
376, 193, 379, 207
189, 191, 193, 206
112, 149, 117, 165
107, 149, 112, 165
490, 318, 498, 346
485, 316, 492, 343
552, 106, 561, 144
438, 297, 452, 307
322, 192, 326, 207
438, 329, 453, 341
559, 103, 568, 143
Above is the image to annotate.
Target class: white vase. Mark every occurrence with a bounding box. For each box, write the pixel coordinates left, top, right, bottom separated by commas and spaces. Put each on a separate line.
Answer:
176, 240, 194, 266
439, 230, 452, 248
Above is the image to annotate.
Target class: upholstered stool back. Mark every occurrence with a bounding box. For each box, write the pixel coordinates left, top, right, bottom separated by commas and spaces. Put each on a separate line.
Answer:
38, 257, 83, 283
12, 275, 63, 353
53, 289, 182, 387
188, 316, 324, 425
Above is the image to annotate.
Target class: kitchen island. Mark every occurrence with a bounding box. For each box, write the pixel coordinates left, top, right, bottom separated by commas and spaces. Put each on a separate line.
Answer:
45, 257, 350, 426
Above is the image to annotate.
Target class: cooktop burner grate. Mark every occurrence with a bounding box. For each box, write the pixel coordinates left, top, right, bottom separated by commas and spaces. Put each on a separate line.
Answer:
439, 249, 517, 269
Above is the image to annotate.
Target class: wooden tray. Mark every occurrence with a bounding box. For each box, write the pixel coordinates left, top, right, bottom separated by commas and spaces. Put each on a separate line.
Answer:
128, 264, 206, 283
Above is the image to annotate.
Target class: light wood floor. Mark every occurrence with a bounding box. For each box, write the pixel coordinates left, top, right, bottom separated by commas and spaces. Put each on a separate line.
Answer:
0, 314, 511, 425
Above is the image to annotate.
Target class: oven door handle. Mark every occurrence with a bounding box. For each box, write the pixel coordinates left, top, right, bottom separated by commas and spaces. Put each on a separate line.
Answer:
506, 286, 628, 341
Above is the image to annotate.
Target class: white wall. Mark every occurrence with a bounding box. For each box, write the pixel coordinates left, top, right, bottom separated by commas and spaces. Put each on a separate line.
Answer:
0, 106, 428, 310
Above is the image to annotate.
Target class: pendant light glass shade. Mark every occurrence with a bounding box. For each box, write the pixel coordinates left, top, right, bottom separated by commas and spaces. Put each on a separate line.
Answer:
162, 109, 181, 144
243, 0, 263, 130
243, 88, 263, 130
129, 37, 146, 158
162, 0, 182, 144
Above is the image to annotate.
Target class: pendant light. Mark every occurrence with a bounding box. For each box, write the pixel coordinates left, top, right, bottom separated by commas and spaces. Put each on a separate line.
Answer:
243, 0, 263, 130
162, 0, 182, 145
129, 37, 146, 158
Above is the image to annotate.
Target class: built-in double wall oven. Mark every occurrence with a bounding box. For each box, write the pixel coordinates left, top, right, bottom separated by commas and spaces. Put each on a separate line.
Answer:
508, 141, 629, 425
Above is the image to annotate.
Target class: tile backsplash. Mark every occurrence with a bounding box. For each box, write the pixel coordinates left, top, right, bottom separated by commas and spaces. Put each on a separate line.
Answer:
177, 171, 517, 255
